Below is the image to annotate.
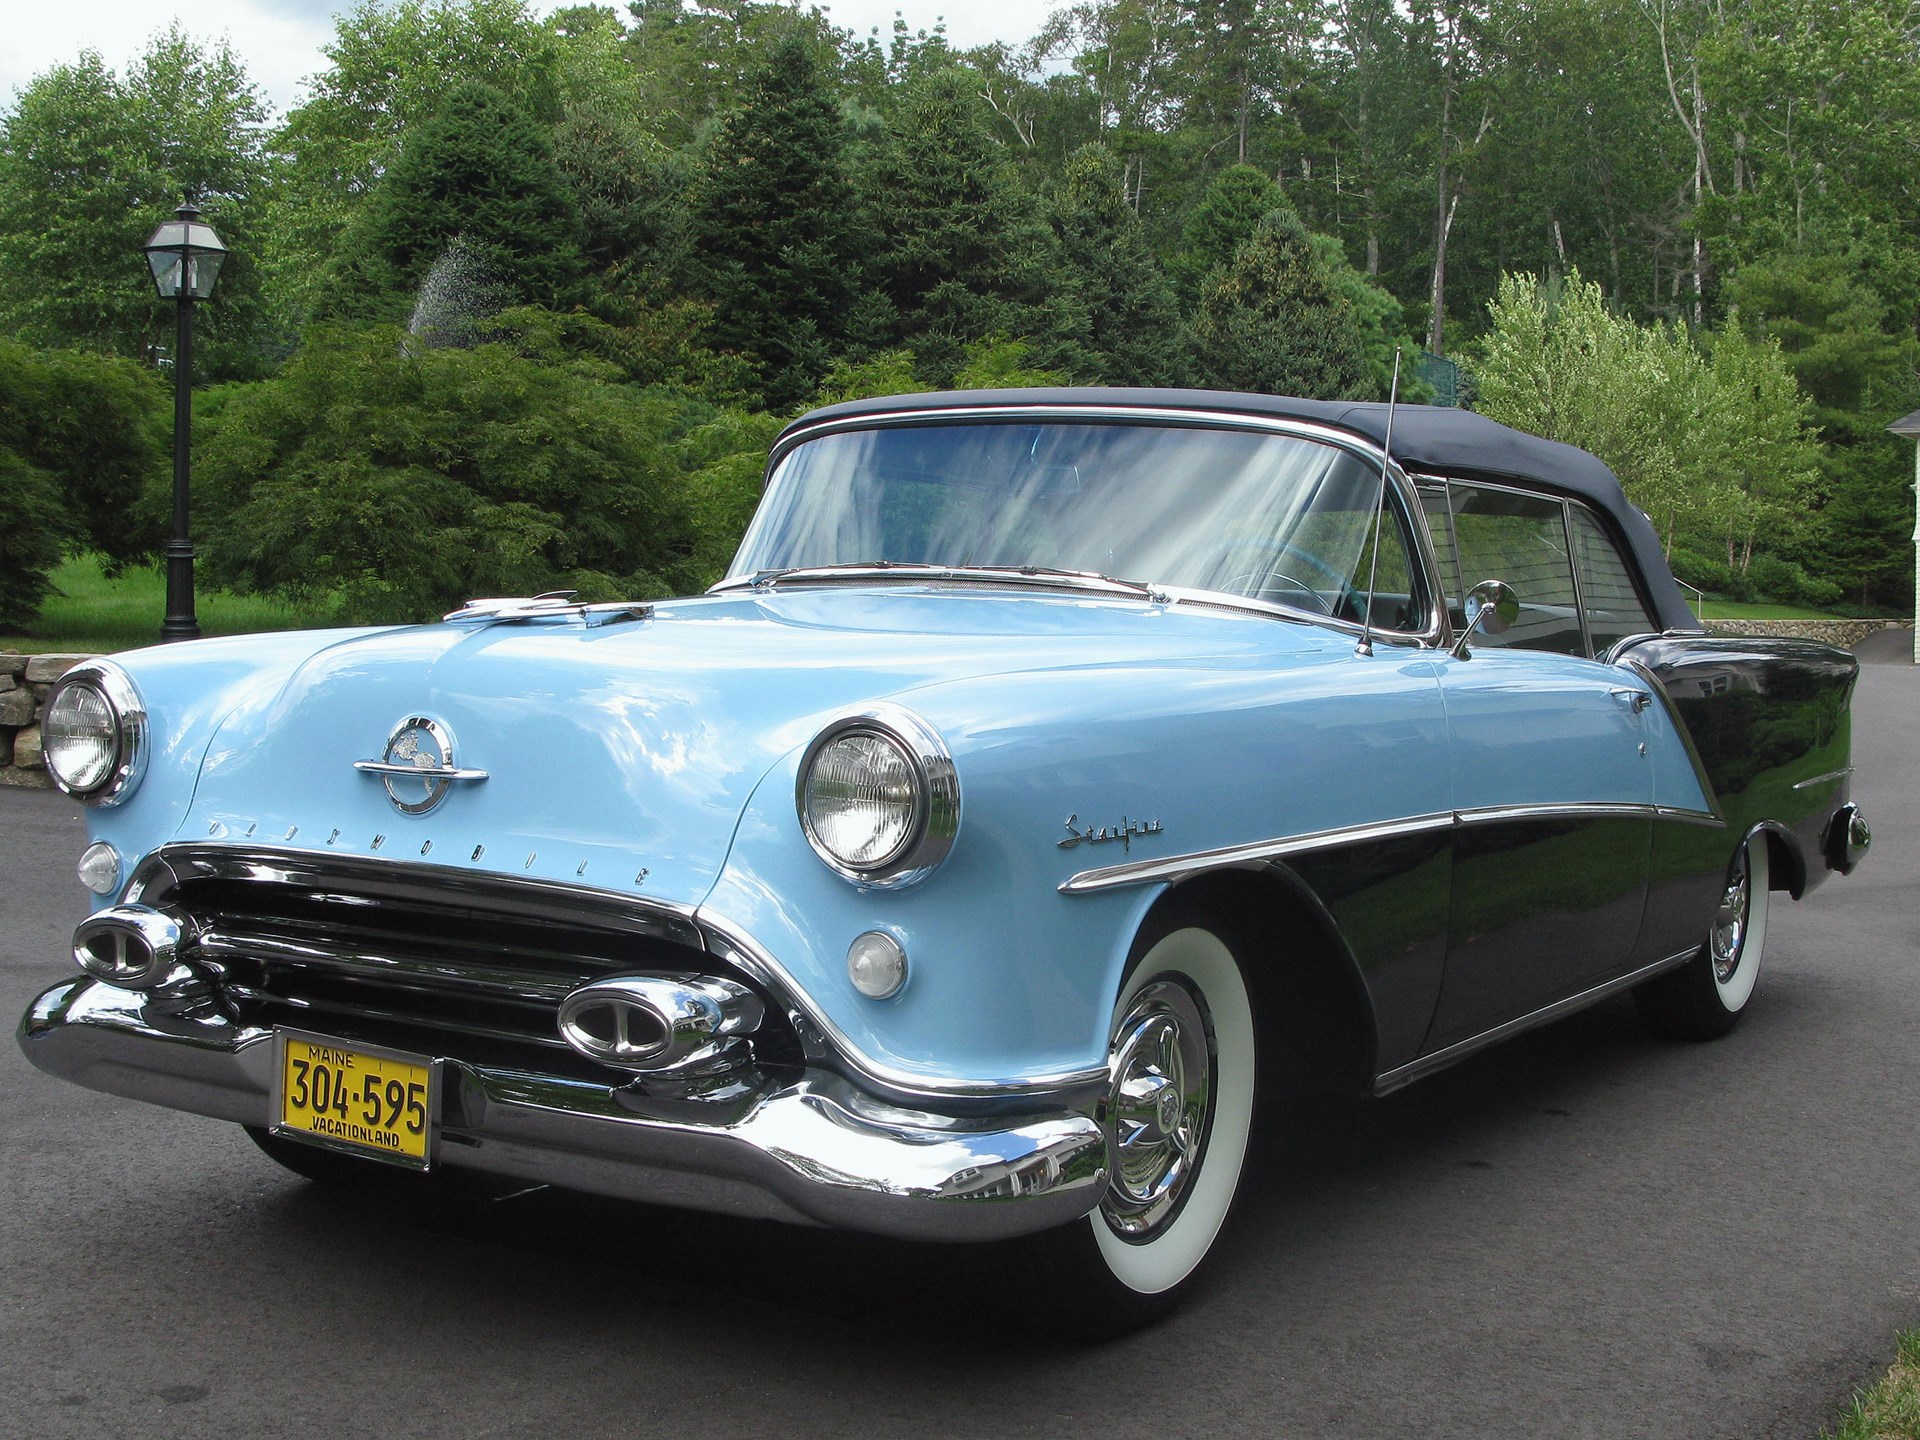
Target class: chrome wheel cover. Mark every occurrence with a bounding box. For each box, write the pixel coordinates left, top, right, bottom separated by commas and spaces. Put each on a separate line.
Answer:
1711, 850, 1751, 984
1101, 980, 1211, 1240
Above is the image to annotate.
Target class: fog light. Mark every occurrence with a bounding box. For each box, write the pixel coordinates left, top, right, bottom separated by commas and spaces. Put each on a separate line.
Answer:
847, 931, 907, 999
77, 842, 121, 897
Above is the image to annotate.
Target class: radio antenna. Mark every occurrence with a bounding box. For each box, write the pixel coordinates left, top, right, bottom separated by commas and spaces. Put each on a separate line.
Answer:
1356, 348, 1402, 659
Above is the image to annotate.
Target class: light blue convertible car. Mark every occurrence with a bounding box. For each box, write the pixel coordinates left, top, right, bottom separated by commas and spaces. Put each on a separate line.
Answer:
20, 389, 1868, 1328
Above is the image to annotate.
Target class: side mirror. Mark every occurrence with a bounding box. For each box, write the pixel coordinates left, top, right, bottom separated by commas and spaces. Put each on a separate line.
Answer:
1451, 579, 1519, 659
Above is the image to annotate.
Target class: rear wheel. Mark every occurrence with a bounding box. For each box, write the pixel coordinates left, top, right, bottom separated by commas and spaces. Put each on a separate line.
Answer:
1027, 915, 1258, 1335
1634, 838, 1771, 1041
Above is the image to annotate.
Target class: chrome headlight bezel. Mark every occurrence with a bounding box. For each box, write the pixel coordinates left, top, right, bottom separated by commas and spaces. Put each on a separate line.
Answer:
796, 705, 959, 888
42, 660, 148, 807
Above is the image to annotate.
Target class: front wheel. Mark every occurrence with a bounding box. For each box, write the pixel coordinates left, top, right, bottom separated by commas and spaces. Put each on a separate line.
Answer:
1634, 837, 1771, 1041
1026, 916, 1258, 1334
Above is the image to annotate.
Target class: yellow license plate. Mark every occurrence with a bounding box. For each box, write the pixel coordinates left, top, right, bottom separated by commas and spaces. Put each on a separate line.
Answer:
273, 1030, 435, 1168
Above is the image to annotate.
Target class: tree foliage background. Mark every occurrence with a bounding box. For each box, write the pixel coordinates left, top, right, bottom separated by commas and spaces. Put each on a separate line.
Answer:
0, 0, 1914, 623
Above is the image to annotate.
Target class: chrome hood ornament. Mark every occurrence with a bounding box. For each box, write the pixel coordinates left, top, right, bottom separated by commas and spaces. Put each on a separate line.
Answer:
353, 715, 487, 815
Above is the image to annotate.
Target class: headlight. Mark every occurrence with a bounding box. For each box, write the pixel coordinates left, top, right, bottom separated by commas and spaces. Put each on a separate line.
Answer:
797, 705, 958, 886
43, 661, 147, 807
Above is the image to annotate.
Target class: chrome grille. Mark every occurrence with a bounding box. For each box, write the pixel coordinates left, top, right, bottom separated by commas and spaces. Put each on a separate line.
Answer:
133, 849, 794, 1075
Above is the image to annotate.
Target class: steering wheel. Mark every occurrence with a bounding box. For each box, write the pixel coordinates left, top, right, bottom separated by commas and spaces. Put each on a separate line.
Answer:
1206, 538, 1365, 620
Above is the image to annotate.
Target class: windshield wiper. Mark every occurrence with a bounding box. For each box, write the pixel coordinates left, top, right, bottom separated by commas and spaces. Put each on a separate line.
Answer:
720, 562, 1167, 601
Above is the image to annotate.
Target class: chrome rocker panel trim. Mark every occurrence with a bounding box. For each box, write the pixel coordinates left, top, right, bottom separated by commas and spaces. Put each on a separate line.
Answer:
17, 977, 1106, 1244
1370, 947, 1699, 1095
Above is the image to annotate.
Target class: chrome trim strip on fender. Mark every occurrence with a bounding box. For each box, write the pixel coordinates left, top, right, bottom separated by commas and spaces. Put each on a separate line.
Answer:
1793, 766, 1855, 792
1370, 947, 1700, 1095
1061, 800, 1723, 895
1454, 801, 1656, 826
1057, 811, 1457, 896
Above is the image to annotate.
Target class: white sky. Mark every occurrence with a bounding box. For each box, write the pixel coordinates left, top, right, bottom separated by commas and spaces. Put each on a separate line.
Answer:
0, 1, 1050, 118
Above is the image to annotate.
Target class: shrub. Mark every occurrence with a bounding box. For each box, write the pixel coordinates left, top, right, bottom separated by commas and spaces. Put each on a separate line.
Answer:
196, 321, 702, 623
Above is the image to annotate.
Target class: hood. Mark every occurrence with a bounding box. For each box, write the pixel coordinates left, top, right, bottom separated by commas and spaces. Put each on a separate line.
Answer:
181, 586, 1331, 905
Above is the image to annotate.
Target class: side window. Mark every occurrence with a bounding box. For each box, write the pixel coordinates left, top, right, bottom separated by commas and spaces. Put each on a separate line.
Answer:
1444, 485, 1586, 656
1569, 506, 1658, 655
1420, 485, 1463, 622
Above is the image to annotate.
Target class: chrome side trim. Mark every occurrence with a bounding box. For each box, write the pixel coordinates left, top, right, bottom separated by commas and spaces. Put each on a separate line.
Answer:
1454, 801, 1659, 826
695, 908, 1110, 1103
1371, 947, 1699, 1095
18, 977, 1105, 1243
1657, 805, 1726, 827
1058, 812, 1455, 896
1061, 801, 1713, 895
1793, 766, 1855, 792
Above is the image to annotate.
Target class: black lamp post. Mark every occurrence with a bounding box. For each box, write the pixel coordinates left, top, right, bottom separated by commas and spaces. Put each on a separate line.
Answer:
142, 201, 227, 643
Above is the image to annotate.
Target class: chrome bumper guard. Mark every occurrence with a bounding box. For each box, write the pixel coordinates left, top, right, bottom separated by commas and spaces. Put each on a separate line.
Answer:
18, 978, 1106, 1243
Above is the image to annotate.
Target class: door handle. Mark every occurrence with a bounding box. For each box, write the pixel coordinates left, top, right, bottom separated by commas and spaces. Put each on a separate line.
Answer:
1609, 687, 1652, 713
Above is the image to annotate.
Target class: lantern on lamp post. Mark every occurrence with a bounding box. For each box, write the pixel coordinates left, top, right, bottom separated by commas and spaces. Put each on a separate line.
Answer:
142, 201, 227, 643
1888, 410, 1920, 665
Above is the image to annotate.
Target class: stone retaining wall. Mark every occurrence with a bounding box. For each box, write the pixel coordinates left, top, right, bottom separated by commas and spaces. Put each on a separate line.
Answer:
0, 652, 101, 789
1701, 618, 1910, 648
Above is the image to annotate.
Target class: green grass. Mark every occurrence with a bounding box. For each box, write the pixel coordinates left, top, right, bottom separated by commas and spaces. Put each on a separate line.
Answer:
1, 554, 312, 655
1826, 1331, 1920, 1439
1694, 597, 1850, 622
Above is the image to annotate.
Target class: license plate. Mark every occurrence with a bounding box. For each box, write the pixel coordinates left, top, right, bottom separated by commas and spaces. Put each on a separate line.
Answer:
272, 1030, 436, 1169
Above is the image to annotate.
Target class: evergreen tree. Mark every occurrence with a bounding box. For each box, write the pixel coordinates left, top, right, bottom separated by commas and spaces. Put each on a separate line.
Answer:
862, 69, 1075, 386
689, 37, 862, 410
317, 80, 584, 329
1051, 144, 1186, 385
1174, 163, 1284, 300
1187, 209, 1370, 399
552, 101, 686, 292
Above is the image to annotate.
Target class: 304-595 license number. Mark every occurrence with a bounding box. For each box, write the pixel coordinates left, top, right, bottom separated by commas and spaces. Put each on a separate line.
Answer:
273, 1031, 435, 1168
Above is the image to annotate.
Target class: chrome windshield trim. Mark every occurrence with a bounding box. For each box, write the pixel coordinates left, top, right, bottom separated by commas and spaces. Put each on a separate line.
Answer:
1059, 812, 1457, 895
1793, 766, 1855, 792
1061, 800, 1719, 895
741, 404, 1449, 649
695, 908, 1109, 1104
1372, 947, 1699, 1095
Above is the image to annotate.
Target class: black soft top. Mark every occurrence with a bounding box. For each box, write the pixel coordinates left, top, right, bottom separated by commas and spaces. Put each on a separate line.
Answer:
784, 387, 1700, 634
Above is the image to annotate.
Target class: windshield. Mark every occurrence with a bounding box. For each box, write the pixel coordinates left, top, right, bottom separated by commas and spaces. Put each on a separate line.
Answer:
727, 421, 1424, 628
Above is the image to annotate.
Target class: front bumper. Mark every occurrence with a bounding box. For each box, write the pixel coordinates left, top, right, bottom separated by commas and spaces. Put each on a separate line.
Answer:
18, 977, 1107, 1243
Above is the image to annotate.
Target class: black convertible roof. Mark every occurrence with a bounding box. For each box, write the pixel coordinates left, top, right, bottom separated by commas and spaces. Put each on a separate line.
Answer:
786, 387, 1700, 634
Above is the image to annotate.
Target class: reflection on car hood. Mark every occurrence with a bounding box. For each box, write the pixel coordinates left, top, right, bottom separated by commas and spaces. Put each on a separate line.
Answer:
183, 586, 1334, 905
